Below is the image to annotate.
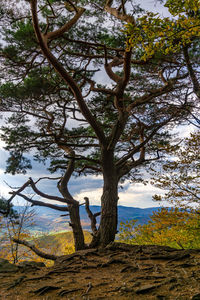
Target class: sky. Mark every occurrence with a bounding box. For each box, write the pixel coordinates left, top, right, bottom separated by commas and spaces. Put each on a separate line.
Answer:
0, 122, 194, 208
0, 0, 193, 208
0, 143, 167, 208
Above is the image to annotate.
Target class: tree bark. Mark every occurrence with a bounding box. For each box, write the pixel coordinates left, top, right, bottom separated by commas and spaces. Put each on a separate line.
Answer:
99, 149, 119, 247
68, 203, 85, 251
99, 181, 118, 247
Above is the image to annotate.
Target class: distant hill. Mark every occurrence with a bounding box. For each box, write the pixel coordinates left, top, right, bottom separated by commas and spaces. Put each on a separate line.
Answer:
14, 205, 161, 234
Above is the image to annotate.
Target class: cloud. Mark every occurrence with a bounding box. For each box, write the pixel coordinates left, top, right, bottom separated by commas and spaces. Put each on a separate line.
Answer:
74, 187, 102, 205
118, 182, 166, 208
138, 0, 171, 16
0, 153, 170, 209
73, 180, 167, 208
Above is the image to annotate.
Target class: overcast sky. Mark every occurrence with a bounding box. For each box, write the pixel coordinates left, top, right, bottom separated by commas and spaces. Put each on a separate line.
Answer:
0, 0, 192, 208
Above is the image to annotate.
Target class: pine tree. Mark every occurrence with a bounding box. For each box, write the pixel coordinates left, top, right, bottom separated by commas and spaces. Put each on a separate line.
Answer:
0, 0, 199, 250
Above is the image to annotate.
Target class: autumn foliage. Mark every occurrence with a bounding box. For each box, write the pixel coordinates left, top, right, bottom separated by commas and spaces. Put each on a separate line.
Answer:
119, 131, 200, 249
119, 208, 200, 249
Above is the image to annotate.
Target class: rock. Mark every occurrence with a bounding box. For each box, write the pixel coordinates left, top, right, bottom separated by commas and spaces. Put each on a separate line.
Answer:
156, 295, 167, 300
192, 294, 200, 300
18, 261, 45, 271
136, 283, 162, 294
0, 258, 19, 273
0, 258, 9, 265
120, 285, 134, 292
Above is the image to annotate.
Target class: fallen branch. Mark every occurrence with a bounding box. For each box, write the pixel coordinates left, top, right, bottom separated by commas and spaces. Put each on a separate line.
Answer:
12, 238, 59, 261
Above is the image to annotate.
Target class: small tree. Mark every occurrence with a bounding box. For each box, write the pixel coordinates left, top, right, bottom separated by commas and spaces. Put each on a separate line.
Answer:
0, 0, 199, 250
151, 130, 200, 209
0, 203, 36, 263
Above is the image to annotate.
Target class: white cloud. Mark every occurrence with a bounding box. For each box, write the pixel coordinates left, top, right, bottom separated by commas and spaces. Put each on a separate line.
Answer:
0, 184, 11, 199
118, 183, 166, 208
173, 124, 196, 139
73, 181, 167, 208
74, 188, 102, 205
0, 140, 5, 150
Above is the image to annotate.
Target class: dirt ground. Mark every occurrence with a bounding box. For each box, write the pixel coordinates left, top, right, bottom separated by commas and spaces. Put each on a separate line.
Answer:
1, 242, 200, 300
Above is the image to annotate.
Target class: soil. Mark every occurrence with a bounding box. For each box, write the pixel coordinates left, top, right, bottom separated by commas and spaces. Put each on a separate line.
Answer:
1, 242, 200, 300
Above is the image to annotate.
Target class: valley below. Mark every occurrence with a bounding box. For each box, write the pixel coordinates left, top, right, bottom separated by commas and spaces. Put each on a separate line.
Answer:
17, 205, 161, 234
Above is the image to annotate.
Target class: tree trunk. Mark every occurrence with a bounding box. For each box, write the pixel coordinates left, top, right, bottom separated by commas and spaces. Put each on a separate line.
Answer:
99, 180, 118, 247
68, 204, 85, 251
99, 149, 119, 247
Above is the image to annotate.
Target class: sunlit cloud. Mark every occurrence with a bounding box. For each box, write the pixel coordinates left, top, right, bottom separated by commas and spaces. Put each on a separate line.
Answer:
73, 181, 167, 208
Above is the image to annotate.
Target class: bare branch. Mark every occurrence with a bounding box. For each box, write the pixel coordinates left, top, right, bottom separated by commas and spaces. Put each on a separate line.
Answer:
13, 193, 69, 211
87, 78, 116, 95
78, 165, 102, 175
116, 117, 173, 171
118, 0, 127, 14
29, 178, 68, 204
34, 176, 62, 184
7, 180, 31, 206
126, 81, 174, 112
12, 238, 58, 261
84, 197, 100, 236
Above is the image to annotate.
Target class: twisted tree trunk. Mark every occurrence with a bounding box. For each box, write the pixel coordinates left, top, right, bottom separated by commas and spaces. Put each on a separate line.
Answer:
99, 148, 119, 247
68, 203, 85, 251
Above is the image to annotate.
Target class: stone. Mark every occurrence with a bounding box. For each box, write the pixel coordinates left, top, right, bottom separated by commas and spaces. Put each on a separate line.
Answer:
136, 283, 162, 294
18, 261, 45, 271
0, 258, 19, 273
156, 295, 167, 300
192, 294, 200, 300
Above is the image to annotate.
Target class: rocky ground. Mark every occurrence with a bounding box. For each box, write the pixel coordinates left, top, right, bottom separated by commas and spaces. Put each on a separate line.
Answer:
1, 242, 200, 299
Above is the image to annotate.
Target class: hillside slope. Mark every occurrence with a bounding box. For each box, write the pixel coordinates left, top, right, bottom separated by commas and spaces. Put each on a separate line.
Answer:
1, 243, 200, 299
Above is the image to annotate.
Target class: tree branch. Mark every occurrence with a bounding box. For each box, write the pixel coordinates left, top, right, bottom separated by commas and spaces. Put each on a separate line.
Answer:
104, 0, 135, 24
116, 117, 173, 170
87, 78, 116, 95
7, 180, 31, 206
126, 82, 174, 113
57, 146, 78, 204
12, 238, 58, 261
105, 56, 123, 83
28, 178, 68, 204
183, 46, 200, 98
44, 6, 85, 41
30, 0, 106, 144
78, 165, 102, 175
107, 111, 129, 150
13, 193, 69, 211
84, 197, 100, 236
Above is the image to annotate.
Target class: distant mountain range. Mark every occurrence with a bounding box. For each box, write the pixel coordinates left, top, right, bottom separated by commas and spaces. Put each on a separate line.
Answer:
14, 205, 161, 234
